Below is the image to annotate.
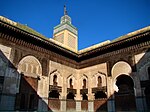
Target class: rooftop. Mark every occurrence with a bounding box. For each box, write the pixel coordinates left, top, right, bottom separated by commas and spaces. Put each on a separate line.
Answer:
0, 16, 150, 54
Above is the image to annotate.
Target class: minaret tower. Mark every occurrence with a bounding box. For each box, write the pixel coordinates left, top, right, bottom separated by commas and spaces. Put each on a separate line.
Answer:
53, 5, 78, 51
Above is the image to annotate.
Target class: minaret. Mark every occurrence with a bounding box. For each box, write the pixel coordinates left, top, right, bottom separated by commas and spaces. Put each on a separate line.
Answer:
53, 5, 78, 51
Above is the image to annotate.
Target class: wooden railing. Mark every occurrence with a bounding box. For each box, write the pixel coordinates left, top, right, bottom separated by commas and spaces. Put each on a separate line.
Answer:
92, 86, 107, 93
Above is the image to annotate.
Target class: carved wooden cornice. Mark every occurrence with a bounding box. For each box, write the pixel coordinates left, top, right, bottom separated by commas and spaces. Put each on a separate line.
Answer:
78, 40, 150, 68
1, 19, 150, 69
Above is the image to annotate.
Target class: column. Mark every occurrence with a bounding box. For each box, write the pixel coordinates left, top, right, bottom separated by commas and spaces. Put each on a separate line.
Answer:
38, 76, 49, 111
107, 95, 115, 112
75, 89, 82, 111
107, 77, 115, 112
60, 77, 67, 111
75, 72, 82, 111
88, 75, 94, 112
132, 72, 145, 112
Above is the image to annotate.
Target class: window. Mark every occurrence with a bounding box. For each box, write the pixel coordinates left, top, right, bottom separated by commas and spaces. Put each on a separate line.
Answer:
53, 75, 57, 86
83, 79, 86, 89
97, 76, 102, 87
69, 78, 73, 88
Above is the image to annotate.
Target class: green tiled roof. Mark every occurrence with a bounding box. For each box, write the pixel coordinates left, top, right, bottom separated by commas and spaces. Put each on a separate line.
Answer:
54, 21, 77, 30
111, 26, 150, 43
0, 16, 46, 39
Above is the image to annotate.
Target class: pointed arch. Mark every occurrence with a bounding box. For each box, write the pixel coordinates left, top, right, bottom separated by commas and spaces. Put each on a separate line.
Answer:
97, 76, 102, 87
67, 74, 76, 89
49, 70, 62, 86
80, 74, 88, 88
92, 72, 106, 87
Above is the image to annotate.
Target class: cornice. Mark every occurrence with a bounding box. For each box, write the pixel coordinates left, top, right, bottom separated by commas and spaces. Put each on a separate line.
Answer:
78, 31, 150, 60
78, 40, 150, 68
0, 20, 78, 58
1, 17, 150, 66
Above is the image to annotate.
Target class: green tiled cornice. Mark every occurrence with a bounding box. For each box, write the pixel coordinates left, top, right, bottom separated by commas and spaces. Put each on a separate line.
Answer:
54, 21, 77, 30
0, 16, 46, 39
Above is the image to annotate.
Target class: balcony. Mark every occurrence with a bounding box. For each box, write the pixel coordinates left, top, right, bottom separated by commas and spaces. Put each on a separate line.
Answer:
67, 88, 77, 94
92, 86, 107, 93
49, 85, 62, 92
80, 88, 88, 94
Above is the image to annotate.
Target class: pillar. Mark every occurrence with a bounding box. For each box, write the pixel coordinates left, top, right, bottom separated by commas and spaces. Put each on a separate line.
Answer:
37, 76, 49, 111
107, 95, 115, 112
132, 72, 145, 112
60, 77, 67, 111
75, 73, 82, 111
107, 77, 115, 112
88, 75, 94, 112
75, 91, 82, 111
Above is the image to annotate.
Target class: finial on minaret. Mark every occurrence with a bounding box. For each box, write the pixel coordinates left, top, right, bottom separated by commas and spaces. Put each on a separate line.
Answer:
64, 5, 67, 15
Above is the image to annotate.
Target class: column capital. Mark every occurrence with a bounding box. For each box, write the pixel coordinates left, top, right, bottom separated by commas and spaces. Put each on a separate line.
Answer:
59, 92, 67, 100
75, 94, 82, 100
88, 93, 95, 100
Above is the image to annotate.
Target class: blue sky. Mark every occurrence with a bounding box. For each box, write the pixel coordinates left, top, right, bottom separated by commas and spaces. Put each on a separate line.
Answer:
1, 0, 150, 50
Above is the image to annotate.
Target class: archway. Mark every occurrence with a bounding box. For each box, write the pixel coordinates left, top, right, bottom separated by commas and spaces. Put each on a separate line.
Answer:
82, 93, 88, 100
67, 92, 75, 100
49, 90, 59, 99
95, 91, 107, 99
115, 75, 136, 111
16, 56, 42, 111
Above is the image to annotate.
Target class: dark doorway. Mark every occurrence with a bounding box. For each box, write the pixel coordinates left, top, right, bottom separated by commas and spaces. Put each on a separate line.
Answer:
49, 90, 59, 98
82, 93, 88, 100
115, 75, 136, 111
67, 92, 75, 100
95, 91, 107, 99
